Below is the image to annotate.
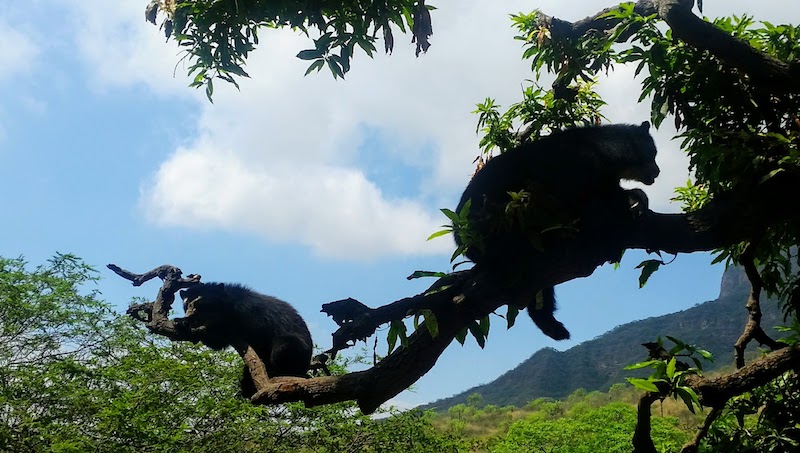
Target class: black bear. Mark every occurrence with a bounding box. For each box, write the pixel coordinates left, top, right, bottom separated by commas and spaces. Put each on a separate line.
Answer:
177, 283, 313, 398
454, 122, 660, 340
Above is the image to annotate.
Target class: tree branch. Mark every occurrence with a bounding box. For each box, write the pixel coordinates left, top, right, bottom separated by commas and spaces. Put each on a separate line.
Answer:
540, 0, 799, 95
632, 392, 660, 453
680, 406, 723, 453
111, 264, 201, 337
733, 243, 784, 368
686, 345, 800, 408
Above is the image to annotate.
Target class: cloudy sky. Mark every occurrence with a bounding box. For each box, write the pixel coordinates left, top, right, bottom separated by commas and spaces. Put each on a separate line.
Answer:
1, 0, 797, 407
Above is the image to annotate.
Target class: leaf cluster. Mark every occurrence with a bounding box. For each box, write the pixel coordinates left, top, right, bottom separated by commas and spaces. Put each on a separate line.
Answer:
471, 82, 606, 156
704, 371, 800, 452
145, 0, 429, 99
625, 336, 714, 414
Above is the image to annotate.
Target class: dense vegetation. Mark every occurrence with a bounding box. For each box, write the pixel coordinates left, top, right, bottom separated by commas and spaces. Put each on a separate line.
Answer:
0, 253, 707, 452
438, 390, 693, 453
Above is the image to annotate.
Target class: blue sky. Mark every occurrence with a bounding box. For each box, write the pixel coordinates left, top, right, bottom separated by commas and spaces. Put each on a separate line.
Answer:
1, 0, 797, 408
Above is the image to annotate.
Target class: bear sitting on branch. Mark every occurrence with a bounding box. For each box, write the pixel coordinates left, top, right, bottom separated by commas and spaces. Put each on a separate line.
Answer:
454, 122, 660, 340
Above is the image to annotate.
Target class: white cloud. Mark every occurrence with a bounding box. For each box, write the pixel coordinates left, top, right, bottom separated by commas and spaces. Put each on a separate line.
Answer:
0, 21, 39, 81
62, 0, 199, 97
0, 19, 41, 144
141, 144, 450, 259
66, 0, 800, 259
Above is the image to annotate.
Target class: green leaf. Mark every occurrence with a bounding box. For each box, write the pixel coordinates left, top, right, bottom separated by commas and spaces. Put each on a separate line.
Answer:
468, 321, 486, 349
457, 199, 472, 218
506, 305, 519, 329
406, 270, 447, 280
326, 58, 345, 79
696, 349, 714, 361
297, 49, 325, 60
223, 65, 249, 78
205, 78, 214, 103
304, 59, 325, 76
440, 208, 460, 222
455, 327, 468, 345
635, 259, 662, 288
666, 357, 676, 379
676, 386, 701, 414
423, 312, 439, 338
626, 378, 660, 393
427, 229, 451, 241
451, 246, 467, 263
759, 168, 784, 184
624, 360, 661, 370
479, 316, 490, 337
387, 321, 400, 353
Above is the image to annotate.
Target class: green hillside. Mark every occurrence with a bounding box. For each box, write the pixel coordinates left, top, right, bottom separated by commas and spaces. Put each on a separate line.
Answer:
423, 266, 784, 410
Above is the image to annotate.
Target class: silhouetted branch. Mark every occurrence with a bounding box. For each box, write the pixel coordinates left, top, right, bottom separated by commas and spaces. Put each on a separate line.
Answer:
681, 406, 723, 453
539, 0, 800, 96
686, 345, 800, 408
733, 244, 785, 368
632, 392, 660, 453
110, 264, 201, 337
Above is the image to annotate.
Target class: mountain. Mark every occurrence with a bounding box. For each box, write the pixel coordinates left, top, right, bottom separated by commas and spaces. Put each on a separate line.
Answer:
421, 266, 785, 410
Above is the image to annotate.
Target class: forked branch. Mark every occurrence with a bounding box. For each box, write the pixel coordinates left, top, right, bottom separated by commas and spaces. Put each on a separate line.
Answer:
540, 0, 799, 95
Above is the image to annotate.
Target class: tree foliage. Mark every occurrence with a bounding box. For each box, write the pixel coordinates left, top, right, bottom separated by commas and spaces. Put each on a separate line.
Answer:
493, 402, 688, 453
144, 0, 434, 99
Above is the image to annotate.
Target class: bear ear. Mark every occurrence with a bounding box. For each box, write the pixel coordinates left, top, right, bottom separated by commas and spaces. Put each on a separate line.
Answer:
640, 121, 651, 131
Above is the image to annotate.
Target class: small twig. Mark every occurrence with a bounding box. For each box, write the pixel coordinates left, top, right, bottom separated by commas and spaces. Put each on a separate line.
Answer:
680, 406, 723, 453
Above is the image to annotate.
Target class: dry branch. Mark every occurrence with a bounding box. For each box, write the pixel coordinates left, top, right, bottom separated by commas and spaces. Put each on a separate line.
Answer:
110, 264, 201, 337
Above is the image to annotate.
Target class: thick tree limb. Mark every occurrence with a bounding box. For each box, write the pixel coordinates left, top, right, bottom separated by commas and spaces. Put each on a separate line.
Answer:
541, 0, 799, 95
686, 345, 800, 409
325, 171, 800, 352
236, 343, 272, 391
632, 392, 660, 453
